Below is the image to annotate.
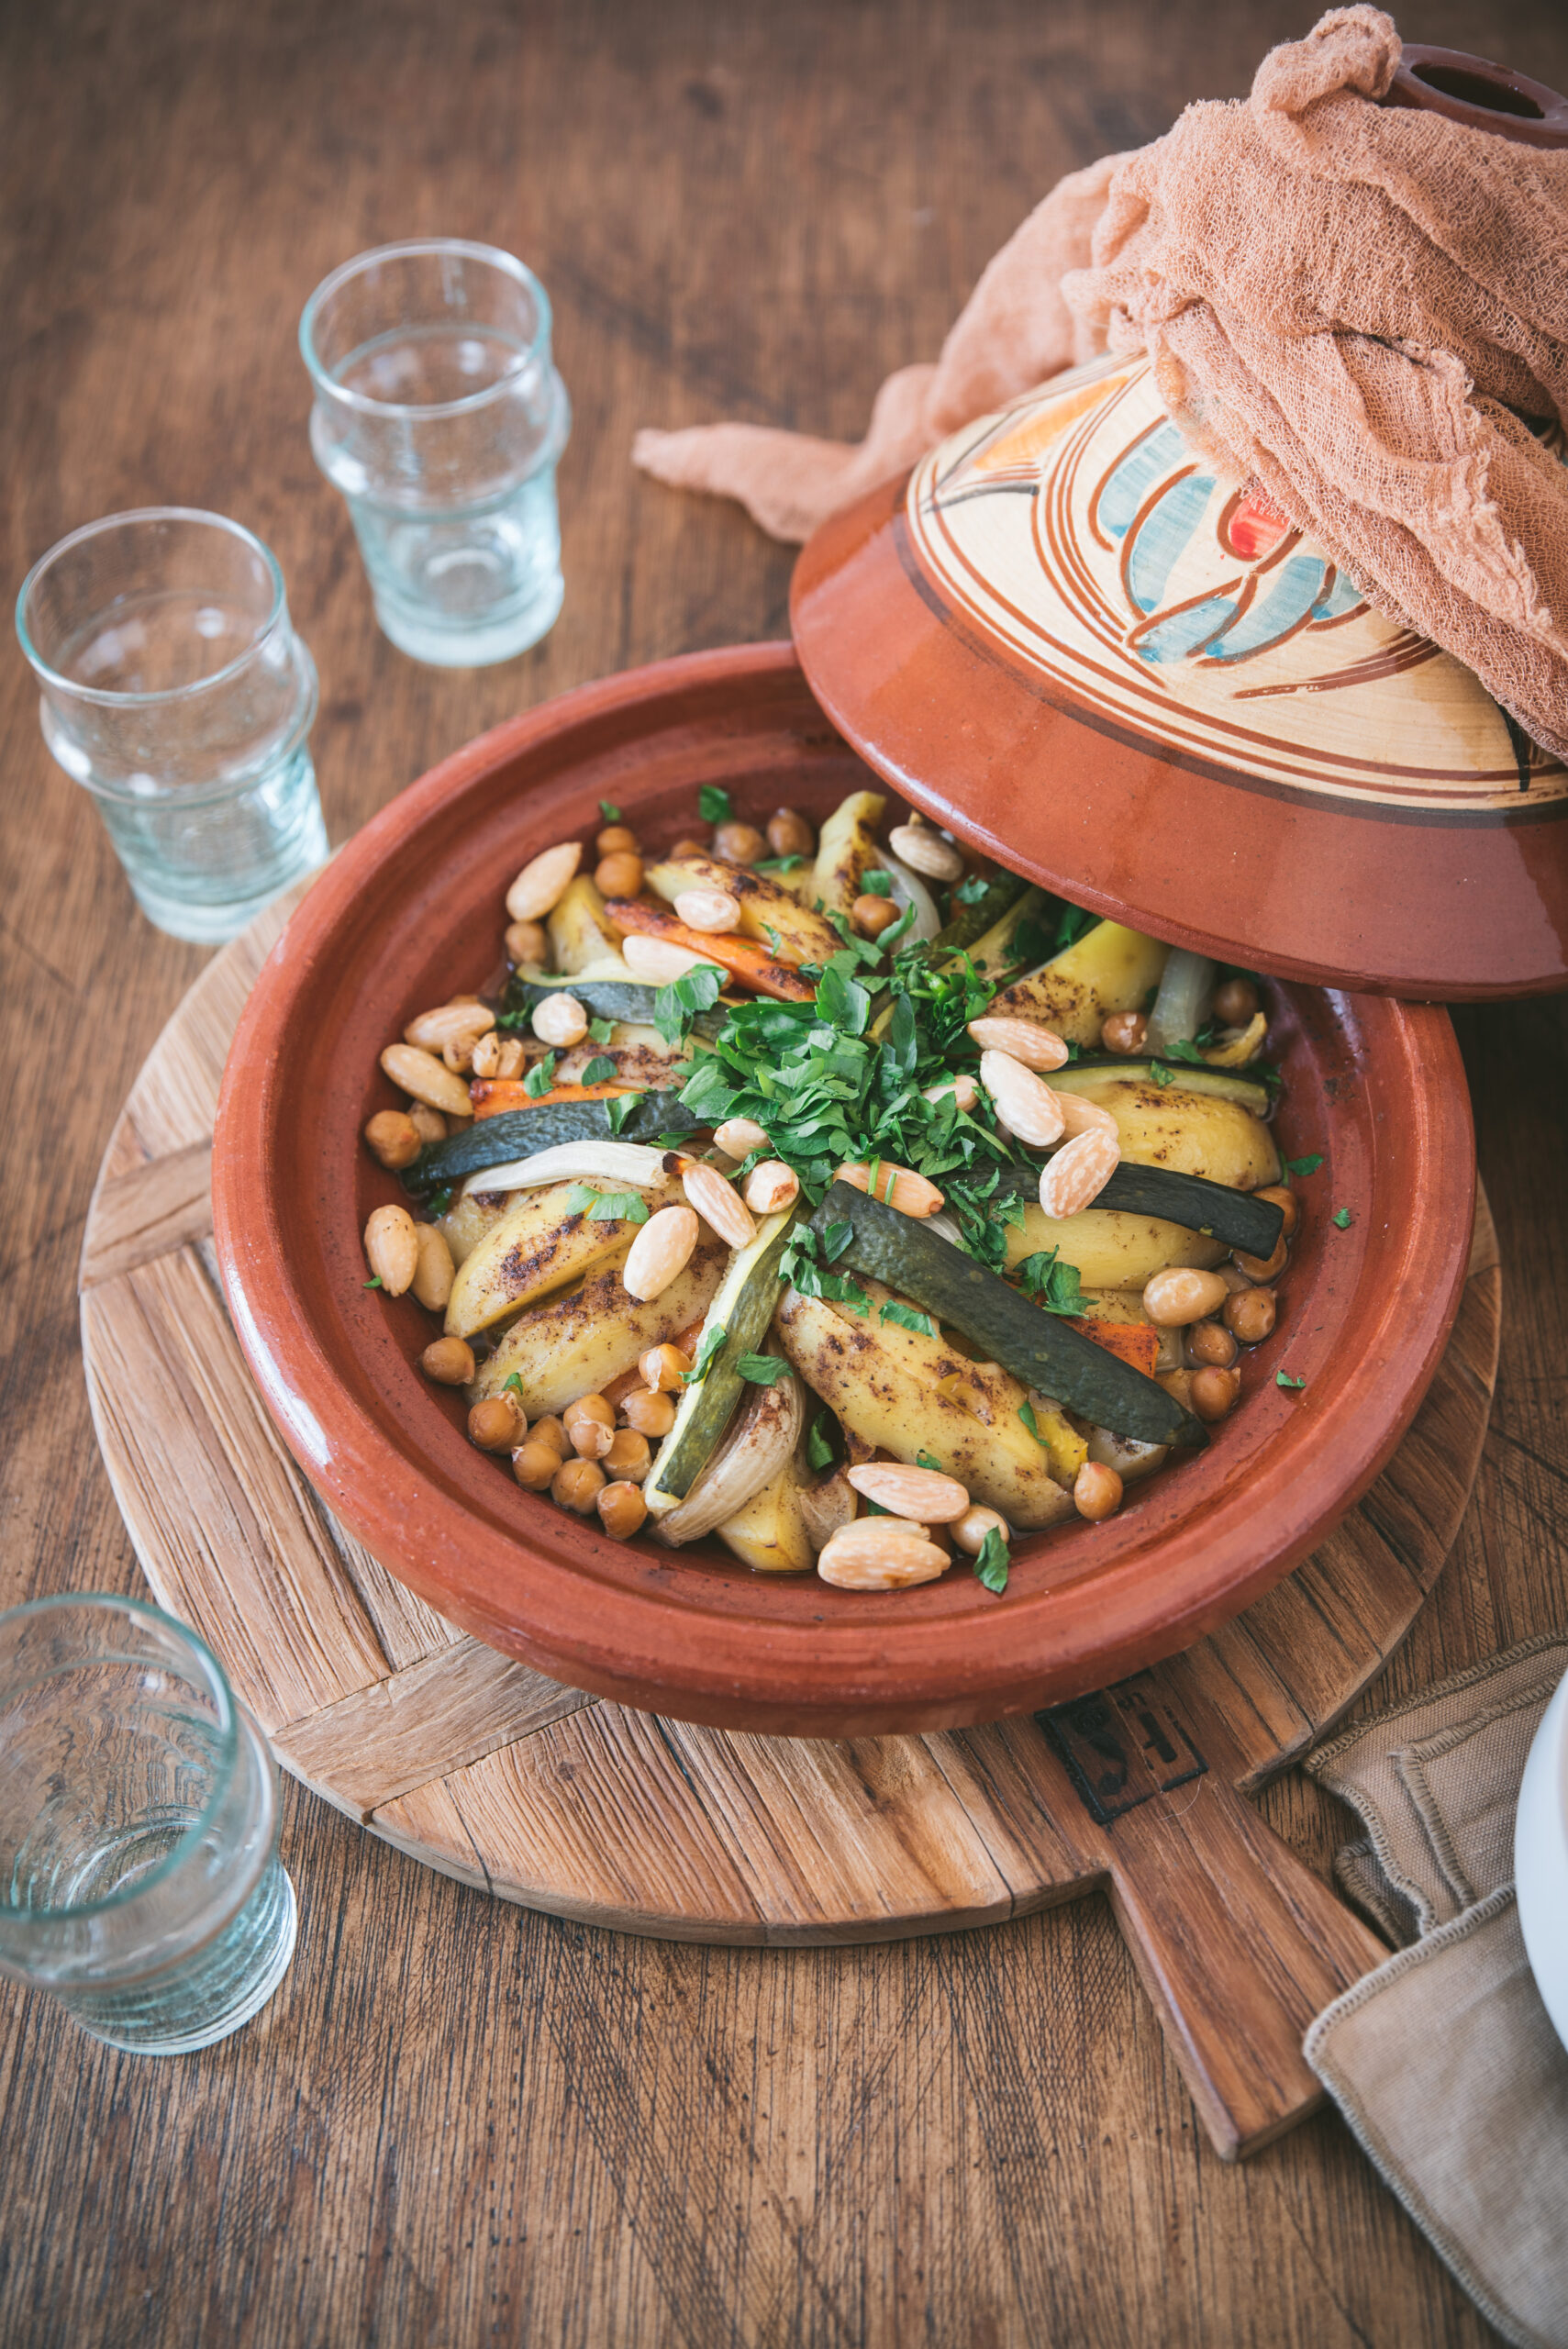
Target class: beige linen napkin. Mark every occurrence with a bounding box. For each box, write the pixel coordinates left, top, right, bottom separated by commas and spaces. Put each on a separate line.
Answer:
635, 6, 1568, 760
1303, 1634, 1568, 2349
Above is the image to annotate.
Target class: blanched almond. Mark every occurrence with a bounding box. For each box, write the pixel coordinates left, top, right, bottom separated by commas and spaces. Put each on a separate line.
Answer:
682, 1162, 757, 1249
405, 1001, 495, 1053
363, 1203, 419, 1296
411, 1222, 455, 1311
978, 1051, 1064, 1148
714, 1116, 769, 1159
380, 1042, 474, 1119
673, 886, 742, 933
847, 1463, 971, 1522
622, 1206, 700, 1301
925, 1074, 978, 1114
621, 933, 726, 985
742, 1160, 799, 1214
506, 841, 582, 922
1052, 1090, 1119, 1141
1037, 1126, 1119, 1217
531, 991, 588, 1048
967, 1014, 1069, 1072
887, 823, 964, 882
817, 1527, 951, 1590
836, 1160, 945, 1218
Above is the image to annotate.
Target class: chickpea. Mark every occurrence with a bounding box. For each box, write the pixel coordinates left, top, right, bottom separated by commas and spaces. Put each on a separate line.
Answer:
669, 836, 707, 861
529, 1414, 569, 1457
595, 851, 644, 900
596, 1480, 649, 1541
766, 807, 816, 860
596, 825, 639, 858
1186, 1319, 1239, 1370
1191, 1365, 1241, 1423
469, 1393, 526, 1451
513, 1439, 562, 1490
604, 1427, 652, 1483
1234, 1234, 1289, 1283
1073, 1460, 1124, 1521
851, 893, 899, 940
552, 1457, 606, 1514
563, 1394, 617, 1458
420, 1336, 475, 1386
1143, 1267, 1230, 1327
364, 1109, 421, 1171
407, 1102, 448, 1146
622, 1387, 677, 1439
712, 820, 766, 866
505, 918, 548, 968
532, 992, 588, 1049
1215, 976, 1261, 1028
1224, 1286, 1278, 1345
951, 1505, 1010, 1557
1253, 1182, 1299, 1238
639, 1342, 693, 1392
1100, 1009, 1149, 1055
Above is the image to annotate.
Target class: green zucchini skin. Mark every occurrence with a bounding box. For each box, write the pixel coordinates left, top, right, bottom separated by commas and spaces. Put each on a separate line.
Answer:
402, 1093, 701, 1197
1056, 1059, 1272, 1115
813, 1183, 1207, 1448
930, 870, 1031, 958
655, 1218, 798, 1499
990, 1162, 1284, 1257
501, 974, 725, 1038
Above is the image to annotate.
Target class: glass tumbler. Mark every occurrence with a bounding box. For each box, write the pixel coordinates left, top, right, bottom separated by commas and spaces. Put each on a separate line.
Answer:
300, 238, 571, 667
16, 509, 326, 945
0, 1596, 297, 2054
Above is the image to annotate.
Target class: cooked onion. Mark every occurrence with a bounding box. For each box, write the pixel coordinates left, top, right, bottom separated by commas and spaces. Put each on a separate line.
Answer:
1146, 949, 1217, 1052
880, 849, 941, 945
653, 1371, 803, 1545
459, 1141, 669, 1198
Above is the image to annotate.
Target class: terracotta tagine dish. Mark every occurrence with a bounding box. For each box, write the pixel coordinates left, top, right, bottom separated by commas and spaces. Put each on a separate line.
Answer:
791, 51, 1568, 1003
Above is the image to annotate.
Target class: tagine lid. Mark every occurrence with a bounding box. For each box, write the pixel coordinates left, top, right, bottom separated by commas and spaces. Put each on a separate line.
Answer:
790, 57, 1568, 1002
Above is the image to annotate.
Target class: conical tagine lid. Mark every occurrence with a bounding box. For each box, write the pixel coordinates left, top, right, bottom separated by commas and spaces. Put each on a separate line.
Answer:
791, 49, 1568, 1001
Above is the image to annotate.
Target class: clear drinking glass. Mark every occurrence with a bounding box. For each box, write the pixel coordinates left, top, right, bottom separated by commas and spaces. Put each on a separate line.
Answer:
16, 509, 326, 945
0, 1595, 297, 2054
300, 238, 571, 667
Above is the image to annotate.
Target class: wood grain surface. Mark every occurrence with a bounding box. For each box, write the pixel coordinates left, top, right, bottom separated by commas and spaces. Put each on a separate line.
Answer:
77, 885, 1496, 2161
4, 0, 1567, 2341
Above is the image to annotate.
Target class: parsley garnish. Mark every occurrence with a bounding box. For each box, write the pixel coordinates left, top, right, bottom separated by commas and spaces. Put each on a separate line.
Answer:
599, 798, 621, 823
587, 1015, 616, 1045
861, 869, 893, 897
916, 1450, 943, 1473
503, 1373, 525, 1398
1149, 1060, 1176, 1085
654, 963, 725, 1046
1277, 1371, 1307, 1390
426, 1186, 452, 1218
363, 1275, 384, 1289
880, 1300, 939, 1338
1333, 1207, 1352, 1230
604, 1094, 636, 1135
698, 785, 733, 826
755, 853, 806, 875
953, 874, 989, 905
523, 1052, 558, 1098
806, 1410, 839, 1472
578, 1054, 617, 1085
737, 1353, 790, 1386
1018, 1398, 1049, 1447
1284, 1152, 1324, 1177
1054, 904, 1097, 952
1015, 1246, 1087, 1318
683, 1325, 728, 1383
973, 1526, 1010, 1593
564, 1184, 651, 1224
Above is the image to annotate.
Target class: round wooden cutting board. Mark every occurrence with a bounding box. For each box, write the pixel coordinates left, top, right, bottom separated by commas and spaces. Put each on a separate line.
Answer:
80, 875, 1500, 2162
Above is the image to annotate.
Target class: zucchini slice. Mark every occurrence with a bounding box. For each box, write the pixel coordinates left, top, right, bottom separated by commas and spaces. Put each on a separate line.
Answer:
1055, 1060, 1272, 1116
501, 974, 727, 1038
930, 870, 1032, 959
403, 1093, 701, 1197
813, 1183, 1206, 1448
990, 1162, 1284, 1258
644, 1210, 799, 1508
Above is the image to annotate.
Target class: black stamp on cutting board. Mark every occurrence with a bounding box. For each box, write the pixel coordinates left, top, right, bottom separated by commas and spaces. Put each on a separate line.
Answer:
1038, 1675, 1209, 1825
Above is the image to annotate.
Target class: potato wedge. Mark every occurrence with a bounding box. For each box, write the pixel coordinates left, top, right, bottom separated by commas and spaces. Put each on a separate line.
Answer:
1004, 1206, 1225, 1290
469, 1229, 728, 1413
1046, 1073, 1280, 1190
775, 1281, 1073, 1530
517, 1024, 688, 1094
547, 874, 630, 975
811, 788, 886, 916
444, 1177, 676, 1339
437, 1189, 509, 1270
717, 1455, 817, 1573
644, 853, 841, 969
993, 921, 1170, 1045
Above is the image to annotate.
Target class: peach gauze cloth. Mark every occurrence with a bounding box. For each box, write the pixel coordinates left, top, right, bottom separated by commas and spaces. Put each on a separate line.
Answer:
632, 8, 1568, 759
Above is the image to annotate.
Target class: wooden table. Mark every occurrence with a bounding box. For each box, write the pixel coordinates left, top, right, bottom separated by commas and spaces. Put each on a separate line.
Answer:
3, 3, 1565, 2342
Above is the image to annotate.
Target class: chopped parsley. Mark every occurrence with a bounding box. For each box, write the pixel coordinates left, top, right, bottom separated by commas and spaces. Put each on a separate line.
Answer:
363, 1275, 384, 1290
599, 799, 621, 824
1284, 1152, 1324, 1178
880, 1300, 939, 1338
578, 1054, 617, 1085
953, 874, 989, 905
1277, 1371, 1307, 1390
860, 869, 893, 897
756, 853, 806, 875
698, 785, 733, 826
604, 1094, 637, 1134
523, 1052, 558, 1098
806, 1410, 840, 1472
1015, 1245, 1087, 1318
426, 1186, 452, 1218
1333, 1207, 1352, 1230
916, 1450, 944, 1473
737, 1353, 790, 1386
653, 962, 725, 1045
683, 1325, 728, 1384
1018, 1398, 1049, 1448
973, 1526, 1010, 1593
502, 1372, 526, 1398
564, 1184, 651, 1224
587, 1015, 616, 1045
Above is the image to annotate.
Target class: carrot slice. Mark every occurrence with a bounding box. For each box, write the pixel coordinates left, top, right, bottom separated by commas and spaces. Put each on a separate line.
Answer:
602, 896, 815, 1002
1066, 1316, 1162, 1378
469, 1078, 642, 1120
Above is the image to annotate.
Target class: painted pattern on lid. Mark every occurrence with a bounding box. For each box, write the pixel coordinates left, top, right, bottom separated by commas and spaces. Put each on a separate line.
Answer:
907, 351, 1566, 816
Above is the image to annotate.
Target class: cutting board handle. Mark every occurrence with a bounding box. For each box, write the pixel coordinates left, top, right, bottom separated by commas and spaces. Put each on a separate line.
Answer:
1036, 1678, 1388, 2159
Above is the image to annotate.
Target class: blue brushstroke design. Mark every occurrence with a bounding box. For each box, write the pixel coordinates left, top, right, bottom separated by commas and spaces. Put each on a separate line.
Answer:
1123, 473, 1219, 616
1203, 554, 1334, 662
1095, 421, 1191, 546
1131, 594, 1242, 664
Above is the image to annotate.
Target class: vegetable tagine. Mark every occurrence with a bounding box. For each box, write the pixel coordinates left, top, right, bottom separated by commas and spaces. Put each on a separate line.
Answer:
360, 785, 1307, 1595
